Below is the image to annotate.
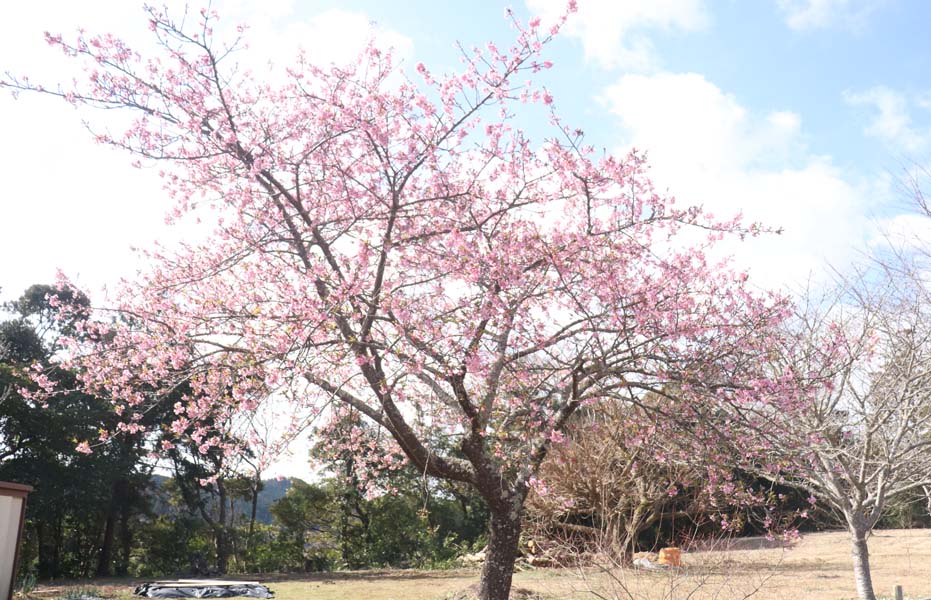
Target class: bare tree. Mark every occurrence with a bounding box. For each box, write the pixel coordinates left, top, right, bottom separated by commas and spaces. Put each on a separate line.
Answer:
526, 400, 708, 561
736, 264, 931, 600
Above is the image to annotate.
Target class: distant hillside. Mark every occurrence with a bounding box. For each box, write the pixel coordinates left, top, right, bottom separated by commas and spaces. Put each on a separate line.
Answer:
150, 475, 298, 525
255, 477, 293, 523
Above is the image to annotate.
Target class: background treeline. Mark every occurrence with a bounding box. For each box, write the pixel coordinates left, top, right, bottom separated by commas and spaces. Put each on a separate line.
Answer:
2, 284, 928, 580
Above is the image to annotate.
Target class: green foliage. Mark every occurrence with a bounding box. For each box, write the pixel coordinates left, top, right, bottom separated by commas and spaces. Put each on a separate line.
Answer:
129, 515, 211, 577
9, 283, 90, 337
2, 285, 153, 580
365, 495, 442, 567
246, 523, 333, 573
264, 472, 488, 572
56, 588, 102, 600
0, 320, 45, 364
15, 572, 37, 596
269, 479, 338, 570
876, 496, 931, 530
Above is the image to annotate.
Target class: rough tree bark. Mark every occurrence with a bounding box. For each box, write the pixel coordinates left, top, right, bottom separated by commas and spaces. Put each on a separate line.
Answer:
479, 510, 523, 600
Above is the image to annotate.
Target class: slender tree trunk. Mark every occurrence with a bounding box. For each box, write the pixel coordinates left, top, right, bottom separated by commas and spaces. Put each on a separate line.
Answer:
617, 504, 646, 561
339, 495, 352, 563
215, 532, 230, 574
52, 515, 63, 578
478, 511, 522, 600
95, 480, 121, 577
340, 460, 353, 564
228, 494, 240, 564
215, 479, 230, 574
848, 522, 876, 600
37, 521, 53, 579
95, 510, 116, 577
453, 488, 471, 520
116, 494, 132, 577
247, 478, 259, 557
215, 531, 231, 573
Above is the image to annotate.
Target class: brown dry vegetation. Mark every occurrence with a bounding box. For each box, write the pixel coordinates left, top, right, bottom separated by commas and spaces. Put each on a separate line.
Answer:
29, 529, 931, 600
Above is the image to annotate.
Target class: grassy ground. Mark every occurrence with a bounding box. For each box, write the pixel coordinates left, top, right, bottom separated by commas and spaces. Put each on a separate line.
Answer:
29, 528, 931, 600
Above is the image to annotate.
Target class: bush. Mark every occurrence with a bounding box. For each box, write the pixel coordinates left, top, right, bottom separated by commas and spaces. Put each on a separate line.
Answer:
130, 515, 212, 577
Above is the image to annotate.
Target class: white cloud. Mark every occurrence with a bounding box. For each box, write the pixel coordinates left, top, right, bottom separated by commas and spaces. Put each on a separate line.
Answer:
844, 86, 930, 153
526, 0, 709, 70
870, 212, 931, 252
242, 8, 414, 77
777, 0, 884, 31
601, 72, 876, 288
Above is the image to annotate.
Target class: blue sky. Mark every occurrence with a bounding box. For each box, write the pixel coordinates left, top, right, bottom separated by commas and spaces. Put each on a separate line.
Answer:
3, 1, 931, 475
288, 0, 931, 171
667, 1, 931, 169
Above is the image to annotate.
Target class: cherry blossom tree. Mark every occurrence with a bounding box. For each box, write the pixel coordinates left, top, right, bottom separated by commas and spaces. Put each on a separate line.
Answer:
4, 6, 796, 598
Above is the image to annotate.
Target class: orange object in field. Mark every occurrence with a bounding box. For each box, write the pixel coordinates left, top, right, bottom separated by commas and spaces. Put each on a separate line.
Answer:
657, 547, 681, 566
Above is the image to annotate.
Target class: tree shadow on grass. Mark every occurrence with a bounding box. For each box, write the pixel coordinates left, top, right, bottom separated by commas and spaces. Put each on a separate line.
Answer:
259, 568, 480, 584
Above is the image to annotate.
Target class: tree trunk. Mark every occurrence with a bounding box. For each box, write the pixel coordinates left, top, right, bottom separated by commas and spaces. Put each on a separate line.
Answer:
216, 530, 231, 573
247, 477, 260, 558
52, 514, 63, 578
37, 521, 54, 580
849, 524, 876, 600
95, 509, 116, 577
215, 478, 230, 574
96, 480, 121, 577
116, 499, 132, 576
616, 503, 646, 561
339, 494, 352, 564
478, 511, 522, 600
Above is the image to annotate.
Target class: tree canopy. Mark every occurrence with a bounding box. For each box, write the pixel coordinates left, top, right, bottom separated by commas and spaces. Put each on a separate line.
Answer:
4, 6, 803, 599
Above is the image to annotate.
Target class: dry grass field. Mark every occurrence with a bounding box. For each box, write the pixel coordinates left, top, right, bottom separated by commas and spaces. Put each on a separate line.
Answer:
30, 529, 931, 600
